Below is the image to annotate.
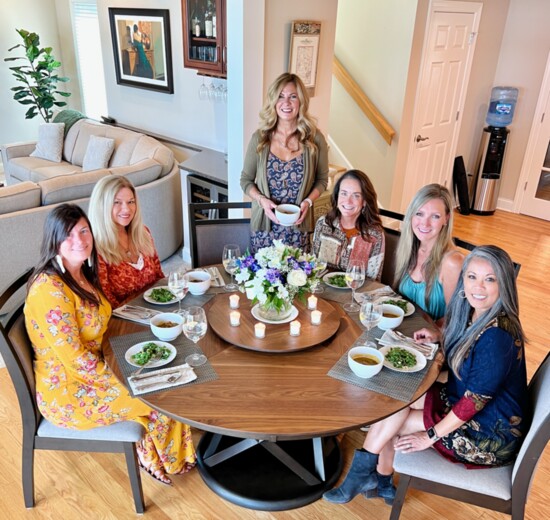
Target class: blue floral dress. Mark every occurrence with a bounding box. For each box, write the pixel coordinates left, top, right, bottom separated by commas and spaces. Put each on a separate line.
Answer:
250, 153, 310, 253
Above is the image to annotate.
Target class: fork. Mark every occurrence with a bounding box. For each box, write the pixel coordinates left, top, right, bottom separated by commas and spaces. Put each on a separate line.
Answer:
122, 305, 155, 319
130, 351, 164, 377
135, 373, 182, 392
207, 267, 223, 286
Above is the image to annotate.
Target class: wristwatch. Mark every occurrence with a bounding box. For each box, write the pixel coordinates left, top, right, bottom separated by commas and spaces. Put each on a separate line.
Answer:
426, 426, 440, 441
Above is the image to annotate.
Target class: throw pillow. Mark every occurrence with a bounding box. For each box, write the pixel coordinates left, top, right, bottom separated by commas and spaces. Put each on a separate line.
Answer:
82, 135, 115, 172
30, 122, 65, 162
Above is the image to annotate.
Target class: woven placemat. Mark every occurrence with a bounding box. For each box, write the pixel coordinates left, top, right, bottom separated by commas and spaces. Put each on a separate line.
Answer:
109, 330, 218, 397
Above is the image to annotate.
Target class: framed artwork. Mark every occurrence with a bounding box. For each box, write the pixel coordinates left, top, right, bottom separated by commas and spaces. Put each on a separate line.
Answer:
109, 8, 174, 93
289, 20, 321, 97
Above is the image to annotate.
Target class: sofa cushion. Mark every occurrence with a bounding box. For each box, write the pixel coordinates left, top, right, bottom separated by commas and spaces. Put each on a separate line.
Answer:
0, 181, 41, 215
130, 135, 174, 176
82, 135, 115, 172
104, 126, 143, 167
40, 170, 109, 205
110, 159, 162, 186
30, 123, 65, 162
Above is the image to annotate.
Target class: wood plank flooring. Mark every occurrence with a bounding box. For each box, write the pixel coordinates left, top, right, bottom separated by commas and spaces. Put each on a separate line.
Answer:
0, 209, 548, 519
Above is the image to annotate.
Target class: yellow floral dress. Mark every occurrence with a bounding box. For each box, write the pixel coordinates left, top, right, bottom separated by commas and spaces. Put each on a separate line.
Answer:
24, 273, 196, 476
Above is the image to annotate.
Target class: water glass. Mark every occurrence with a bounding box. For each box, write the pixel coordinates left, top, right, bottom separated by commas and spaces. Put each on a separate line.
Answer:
343, 261, 365, 312
222, 244, 241, 292
168, 269, 187, 315
359, 298, 383, 348
183, 306, 208, 367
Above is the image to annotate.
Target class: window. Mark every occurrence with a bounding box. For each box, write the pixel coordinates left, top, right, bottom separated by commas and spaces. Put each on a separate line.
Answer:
72, 1, 107, 119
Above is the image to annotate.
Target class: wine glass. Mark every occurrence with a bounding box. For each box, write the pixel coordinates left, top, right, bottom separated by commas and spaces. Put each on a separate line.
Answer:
168, 269, 188, 315
183, 306, 208, 367
222, 244, 241, 292
343, 260, 365, 312
359, 297, 383, 348
199, 78, 208, 100
312, 259, 328, 294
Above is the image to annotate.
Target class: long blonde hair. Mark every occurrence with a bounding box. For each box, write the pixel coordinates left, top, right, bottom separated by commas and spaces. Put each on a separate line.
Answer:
89, 175, 155, 264
394, 184, 455, 307
256, 72, 318, 155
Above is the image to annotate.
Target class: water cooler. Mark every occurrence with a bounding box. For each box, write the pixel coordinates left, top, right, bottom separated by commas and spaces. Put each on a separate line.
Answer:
471, 87, 518, 215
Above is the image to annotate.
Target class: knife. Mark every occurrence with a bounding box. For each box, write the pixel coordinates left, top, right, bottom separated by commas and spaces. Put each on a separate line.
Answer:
130, 369, 181, 382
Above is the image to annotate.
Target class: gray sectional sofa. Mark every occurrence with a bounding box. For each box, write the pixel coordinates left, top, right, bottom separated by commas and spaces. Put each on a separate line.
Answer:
0, 117, 183, 300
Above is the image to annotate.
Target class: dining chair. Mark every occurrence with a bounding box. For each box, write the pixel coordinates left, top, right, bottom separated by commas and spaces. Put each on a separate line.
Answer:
453, 236, 521, 276
189, 201, 251, 268
0, 269, 146, 513
390, 351, 550, 520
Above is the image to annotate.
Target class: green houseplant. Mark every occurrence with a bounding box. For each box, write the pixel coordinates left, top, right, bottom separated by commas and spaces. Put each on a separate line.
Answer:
4, 29, 70, 122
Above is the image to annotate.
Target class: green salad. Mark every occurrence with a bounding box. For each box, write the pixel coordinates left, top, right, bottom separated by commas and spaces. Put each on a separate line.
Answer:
328, 274, 347, 287
149, 287, 175, 302
383, 299, 409, 312
131, 342, 172, 366
385, 347, 417, 369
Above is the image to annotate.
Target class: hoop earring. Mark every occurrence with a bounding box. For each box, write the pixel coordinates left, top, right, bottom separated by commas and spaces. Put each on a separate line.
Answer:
458, 289, 466, 299
55, 254, 66, 274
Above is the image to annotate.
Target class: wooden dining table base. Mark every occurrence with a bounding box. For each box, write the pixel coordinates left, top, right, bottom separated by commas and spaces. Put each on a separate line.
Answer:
196, 432, 343, 511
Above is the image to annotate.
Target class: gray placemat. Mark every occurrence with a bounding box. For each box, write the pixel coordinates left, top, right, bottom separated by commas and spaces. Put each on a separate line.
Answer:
128, 286, 216, 312
109, 330, 218, 397
328, 343, 434, 402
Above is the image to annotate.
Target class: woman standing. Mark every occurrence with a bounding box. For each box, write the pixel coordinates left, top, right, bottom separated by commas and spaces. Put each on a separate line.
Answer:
324, 245, 528, 505
240, 72, 329, 252
312, 169, 385, 280
89, 175, 164, 309
24, 204, 195, 485
394, 184, 464, 323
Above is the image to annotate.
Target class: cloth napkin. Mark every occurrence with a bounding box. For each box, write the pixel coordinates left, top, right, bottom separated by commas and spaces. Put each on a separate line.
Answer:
112, 305, 161, 325
354, 285, 399, 303
377, 329, 438, 360
199, 267, 226, 287
128, 363, 197, 395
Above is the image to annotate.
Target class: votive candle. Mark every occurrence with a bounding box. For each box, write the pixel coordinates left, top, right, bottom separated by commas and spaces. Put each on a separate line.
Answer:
311, 310, 322, 325
229, 294, 240, 309
230, 311, 240, 326
254, 323, 266, 338
290, 320, 301, 336
308, 295, 318, 310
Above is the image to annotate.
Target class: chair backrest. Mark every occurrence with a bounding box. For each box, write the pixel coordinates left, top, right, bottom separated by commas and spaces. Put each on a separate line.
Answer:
0, 269, 41, 434
511, 352, 550, 486
189, 202, 251, 268
381, 227, 401, 288
453, 236, 521, 277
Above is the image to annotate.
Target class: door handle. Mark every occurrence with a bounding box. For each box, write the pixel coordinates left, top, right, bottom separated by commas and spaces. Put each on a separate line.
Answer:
416, 135, 429, 143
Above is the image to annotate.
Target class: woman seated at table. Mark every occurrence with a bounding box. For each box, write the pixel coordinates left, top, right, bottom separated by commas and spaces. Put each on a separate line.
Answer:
24, 204, 196, 485
394, 183, 464, 323
324, 245, 528, 506
240, 72, 329, 252
312, 169, 384, 280
89, 175, 164, 308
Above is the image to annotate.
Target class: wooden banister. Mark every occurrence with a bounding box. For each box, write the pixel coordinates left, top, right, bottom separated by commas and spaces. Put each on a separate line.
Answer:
332, 57, 396, 145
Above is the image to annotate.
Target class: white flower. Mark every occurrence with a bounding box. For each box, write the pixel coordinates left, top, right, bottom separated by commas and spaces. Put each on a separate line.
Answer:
287, 269, 307, 287
235, 270, 251, 283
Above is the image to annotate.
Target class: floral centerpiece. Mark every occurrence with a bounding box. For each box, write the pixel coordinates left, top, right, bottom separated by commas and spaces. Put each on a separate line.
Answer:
234, 240, 322, 321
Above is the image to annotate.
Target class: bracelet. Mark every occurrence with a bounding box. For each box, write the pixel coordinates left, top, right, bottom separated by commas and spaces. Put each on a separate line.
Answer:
304, 197, 313, 208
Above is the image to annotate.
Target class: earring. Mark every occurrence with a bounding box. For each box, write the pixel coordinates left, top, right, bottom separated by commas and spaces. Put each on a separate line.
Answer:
55, 254, 66, 273
458, 289, 466, 299
87, 257, 93, 268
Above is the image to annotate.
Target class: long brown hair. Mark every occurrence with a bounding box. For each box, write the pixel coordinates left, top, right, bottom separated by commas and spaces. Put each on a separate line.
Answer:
325, 169, 382, 239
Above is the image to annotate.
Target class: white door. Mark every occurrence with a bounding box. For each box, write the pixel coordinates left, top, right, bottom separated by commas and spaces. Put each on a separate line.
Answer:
516, 52, 550, 221
401, 1, 482, 209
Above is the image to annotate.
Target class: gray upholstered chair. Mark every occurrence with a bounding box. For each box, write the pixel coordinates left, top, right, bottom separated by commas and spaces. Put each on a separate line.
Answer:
390, 352, 550, 520
379, 208, 404, 288
0, 269, 146, 513
189, 202, 251, 268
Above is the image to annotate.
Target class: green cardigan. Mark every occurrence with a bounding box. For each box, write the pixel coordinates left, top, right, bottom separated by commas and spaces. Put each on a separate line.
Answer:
240, 130, 329, 233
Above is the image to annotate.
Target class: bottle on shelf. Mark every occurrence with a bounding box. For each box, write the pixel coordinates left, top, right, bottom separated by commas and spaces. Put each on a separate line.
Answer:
205, 1, 213, 38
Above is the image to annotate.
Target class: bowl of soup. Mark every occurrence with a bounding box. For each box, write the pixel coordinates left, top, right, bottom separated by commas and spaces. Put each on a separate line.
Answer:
378, 304, 405, 330
186, 270, 211, 295
150, 312, 184, 341
348, 346, 384, 378
275, 204, 300, 226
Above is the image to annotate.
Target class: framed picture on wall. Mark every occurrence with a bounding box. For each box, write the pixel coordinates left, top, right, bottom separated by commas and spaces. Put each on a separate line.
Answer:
108, 8, 174, 93
289, 20, 321, 97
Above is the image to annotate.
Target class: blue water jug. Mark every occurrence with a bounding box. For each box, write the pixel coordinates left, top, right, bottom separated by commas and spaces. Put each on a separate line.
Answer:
486, 86, 518, 127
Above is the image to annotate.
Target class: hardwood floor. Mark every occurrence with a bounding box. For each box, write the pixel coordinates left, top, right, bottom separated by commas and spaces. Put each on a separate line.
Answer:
0, 209, 548, 519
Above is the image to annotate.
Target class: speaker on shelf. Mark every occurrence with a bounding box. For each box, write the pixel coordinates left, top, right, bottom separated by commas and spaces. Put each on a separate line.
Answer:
453, 156, 470, 215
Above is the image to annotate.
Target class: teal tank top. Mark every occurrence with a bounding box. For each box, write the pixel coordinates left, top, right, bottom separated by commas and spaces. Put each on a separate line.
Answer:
399, 273, 446, 320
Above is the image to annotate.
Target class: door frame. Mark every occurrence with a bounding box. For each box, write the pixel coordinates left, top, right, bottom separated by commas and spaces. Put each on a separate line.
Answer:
394, 0, 482, 212
513, 50, 550, 218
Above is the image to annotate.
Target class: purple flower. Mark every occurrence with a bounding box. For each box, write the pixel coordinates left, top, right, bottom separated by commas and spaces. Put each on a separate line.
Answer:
265, 268, 282, 284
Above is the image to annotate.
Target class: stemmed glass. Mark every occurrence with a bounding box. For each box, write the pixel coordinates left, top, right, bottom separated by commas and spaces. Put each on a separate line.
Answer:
312, 259, 328, 294
199, 78, 208, 100
183, 306, 208, 367
168, 269, 188, 315
222, 244, 241, 292
359, 297, 383, 348
343, 260, 365, 312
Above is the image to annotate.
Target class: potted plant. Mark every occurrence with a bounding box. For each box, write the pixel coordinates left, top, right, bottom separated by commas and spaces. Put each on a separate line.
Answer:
4, 28, 70, 122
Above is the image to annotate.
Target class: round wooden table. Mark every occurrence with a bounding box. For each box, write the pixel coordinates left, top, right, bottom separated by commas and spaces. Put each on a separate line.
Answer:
104, 294, 443, 510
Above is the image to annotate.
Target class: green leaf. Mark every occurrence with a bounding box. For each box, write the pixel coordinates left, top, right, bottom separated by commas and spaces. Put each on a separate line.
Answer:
56, 91, 71, 97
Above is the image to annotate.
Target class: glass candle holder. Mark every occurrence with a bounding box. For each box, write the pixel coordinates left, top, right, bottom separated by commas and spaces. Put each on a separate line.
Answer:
229, 294, 240, 309
311, 310, 322, 325
289, 320, 301, 336
230, 311, 240, 326
308, 295, 318, 310
254, 323, 266, 338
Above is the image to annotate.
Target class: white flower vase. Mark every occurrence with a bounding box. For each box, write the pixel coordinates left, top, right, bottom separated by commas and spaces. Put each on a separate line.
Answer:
257, 300, 294, 321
